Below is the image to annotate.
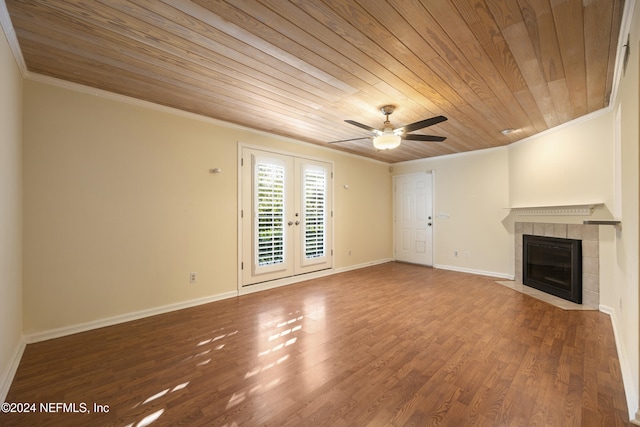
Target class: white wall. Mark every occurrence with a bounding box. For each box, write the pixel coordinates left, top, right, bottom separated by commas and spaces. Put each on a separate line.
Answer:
0, 27, 23, 400
392, 147, 512, 278
22, 79, 392, 337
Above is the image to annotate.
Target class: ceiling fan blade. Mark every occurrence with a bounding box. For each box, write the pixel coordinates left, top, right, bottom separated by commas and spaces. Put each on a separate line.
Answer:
328, 137, 370, 144
404, 134, 447, 142
401, 115, 448, 133
344, 119, 377, 132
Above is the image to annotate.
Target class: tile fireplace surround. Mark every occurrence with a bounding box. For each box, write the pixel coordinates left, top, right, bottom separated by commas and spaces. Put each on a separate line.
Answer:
515, 222, 600, 309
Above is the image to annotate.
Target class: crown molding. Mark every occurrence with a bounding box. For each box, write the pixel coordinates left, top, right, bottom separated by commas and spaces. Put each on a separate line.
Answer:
608, 0, 637, 107
0, 0, 27, 76
2, 0, 635, 166
25, 71, 390, 166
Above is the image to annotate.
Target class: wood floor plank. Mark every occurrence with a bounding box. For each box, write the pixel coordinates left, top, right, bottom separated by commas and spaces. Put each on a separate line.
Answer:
0, 262, 632, 426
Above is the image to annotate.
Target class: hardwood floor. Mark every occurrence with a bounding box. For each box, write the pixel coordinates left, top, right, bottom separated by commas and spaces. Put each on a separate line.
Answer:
1, 263, 631, 426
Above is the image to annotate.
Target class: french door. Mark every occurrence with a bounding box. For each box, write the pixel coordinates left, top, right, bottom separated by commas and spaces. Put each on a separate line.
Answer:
394, 172, 434, 266
241, 147, 333, 286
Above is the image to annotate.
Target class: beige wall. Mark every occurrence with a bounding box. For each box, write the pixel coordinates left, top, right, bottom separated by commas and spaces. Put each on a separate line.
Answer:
0, 29, 23, 398
22, 80, 392, 335
508, 111, 614, 212
392, 148, 511, 277
613, 2, 640, 418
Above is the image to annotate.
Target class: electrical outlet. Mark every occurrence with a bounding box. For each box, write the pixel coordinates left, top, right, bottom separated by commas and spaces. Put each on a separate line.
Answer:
465, 251, 470, 258
190, 272, 197, 284
454, 250, 459, 257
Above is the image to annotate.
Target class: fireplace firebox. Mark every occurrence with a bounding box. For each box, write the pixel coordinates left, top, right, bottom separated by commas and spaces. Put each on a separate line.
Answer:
523, 234, 582, 304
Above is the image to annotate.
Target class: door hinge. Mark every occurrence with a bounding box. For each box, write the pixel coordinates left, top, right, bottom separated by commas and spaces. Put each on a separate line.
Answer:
241, 157, 244, 166
241, 209, 244, 218
331, 249, 333, 256
241, 262, 244, 270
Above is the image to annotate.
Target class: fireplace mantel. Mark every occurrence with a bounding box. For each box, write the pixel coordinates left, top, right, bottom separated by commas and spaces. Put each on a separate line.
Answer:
508, 203, 602, 216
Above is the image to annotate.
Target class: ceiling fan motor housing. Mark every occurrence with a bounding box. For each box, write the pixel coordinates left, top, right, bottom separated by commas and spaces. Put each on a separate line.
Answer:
380, 105, 397, 134
380, 105, 396, 116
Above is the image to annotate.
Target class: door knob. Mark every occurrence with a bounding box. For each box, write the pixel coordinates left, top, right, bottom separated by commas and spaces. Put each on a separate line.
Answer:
295, 221, 300, 225
288, 221, 294, 226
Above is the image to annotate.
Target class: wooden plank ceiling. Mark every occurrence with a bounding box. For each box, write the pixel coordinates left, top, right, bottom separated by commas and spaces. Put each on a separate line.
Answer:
5, 0, 624, 163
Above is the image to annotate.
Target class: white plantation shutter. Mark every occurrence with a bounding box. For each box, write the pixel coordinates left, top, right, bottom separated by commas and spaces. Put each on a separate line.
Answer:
303, 168, 326, 260
256, 162, 286, 267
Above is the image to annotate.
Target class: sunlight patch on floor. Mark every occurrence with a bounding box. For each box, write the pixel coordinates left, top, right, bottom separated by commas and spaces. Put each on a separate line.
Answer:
137, 408, 165, 426
142, 388, 169, 405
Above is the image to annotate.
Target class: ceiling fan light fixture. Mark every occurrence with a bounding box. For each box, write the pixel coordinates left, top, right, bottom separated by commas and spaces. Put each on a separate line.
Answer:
373, 132, 401, 150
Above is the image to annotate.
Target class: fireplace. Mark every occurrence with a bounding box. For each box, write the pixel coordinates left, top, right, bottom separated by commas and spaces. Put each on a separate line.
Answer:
523, 234, 582, 304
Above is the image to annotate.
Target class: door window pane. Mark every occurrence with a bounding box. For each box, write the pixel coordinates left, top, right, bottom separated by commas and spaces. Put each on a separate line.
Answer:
256, 162, 285, 266
304, 168, 326, 259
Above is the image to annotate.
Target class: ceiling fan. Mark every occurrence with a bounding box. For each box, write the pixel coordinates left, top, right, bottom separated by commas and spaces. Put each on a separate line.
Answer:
329, 105, 447, 150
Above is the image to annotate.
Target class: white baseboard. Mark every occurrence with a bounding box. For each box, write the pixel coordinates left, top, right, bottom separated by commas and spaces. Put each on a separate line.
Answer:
11, 262, 632, 423
434, 264, 514, 280
238, 258, 394, 296
333, 258, 394, 274
25, 260, 396, 342
239, 269, 336, 295
599, 304, 639, 423
0, 338, 26, 402
24, 291, 238, 344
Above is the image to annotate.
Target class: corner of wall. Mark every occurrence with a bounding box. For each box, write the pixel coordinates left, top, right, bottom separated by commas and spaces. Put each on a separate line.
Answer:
0, 338, 25, 402
600, 304, 639, 421
0, 3, 25, 404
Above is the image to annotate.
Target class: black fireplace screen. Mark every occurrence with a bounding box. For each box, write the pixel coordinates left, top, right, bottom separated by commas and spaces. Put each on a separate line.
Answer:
523, 234, 582, 304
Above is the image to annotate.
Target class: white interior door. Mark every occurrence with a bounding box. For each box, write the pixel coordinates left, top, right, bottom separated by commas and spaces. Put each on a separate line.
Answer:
241, 147, 332, 286
394, 172, 433, 266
